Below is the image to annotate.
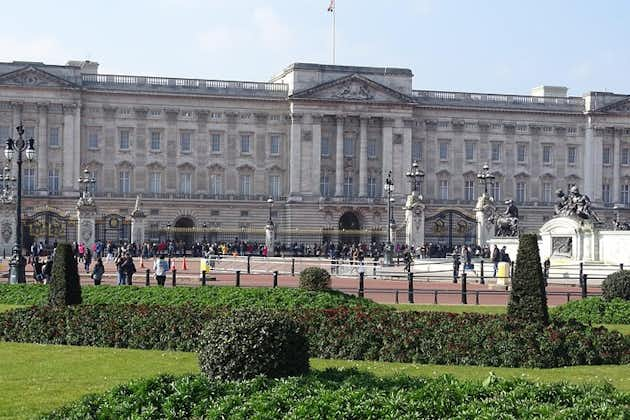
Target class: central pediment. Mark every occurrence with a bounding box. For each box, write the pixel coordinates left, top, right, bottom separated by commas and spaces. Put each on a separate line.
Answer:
593, 96, 630, 114
290, 74, 414, 104
0, 66, 78, 89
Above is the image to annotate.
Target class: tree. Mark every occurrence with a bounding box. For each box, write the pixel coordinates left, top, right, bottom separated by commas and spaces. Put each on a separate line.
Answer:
507, 233, 549, 325
48, 243, 82, 306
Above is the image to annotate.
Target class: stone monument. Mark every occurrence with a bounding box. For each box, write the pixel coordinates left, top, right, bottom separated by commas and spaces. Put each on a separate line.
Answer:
265, 197, 276, 257
130, 194, 146, 246
0, 189, 16, 259
76, 189, 97, 249
404, 161, 425, 249
474, 192, 495, 246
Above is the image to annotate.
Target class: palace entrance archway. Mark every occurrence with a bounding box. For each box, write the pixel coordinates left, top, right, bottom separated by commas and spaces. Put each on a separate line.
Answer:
338, 211, 361, 244
174, 217, 195, 246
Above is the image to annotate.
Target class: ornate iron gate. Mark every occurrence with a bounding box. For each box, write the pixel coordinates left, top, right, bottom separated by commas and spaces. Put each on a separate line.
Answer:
95, 214, 131, 245
424, 209, 476, 248
23, 211, 77, 250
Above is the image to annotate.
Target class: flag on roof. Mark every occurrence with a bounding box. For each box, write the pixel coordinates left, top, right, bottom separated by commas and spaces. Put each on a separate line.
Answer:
327, 0, 335, 12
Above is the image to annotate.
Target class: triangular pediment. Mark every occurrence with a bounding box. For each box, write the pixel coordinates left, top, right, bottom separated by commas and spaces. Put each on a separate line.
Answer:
0, 66, 78, 89
594, 96, 630, 114
290, 74, 413, 104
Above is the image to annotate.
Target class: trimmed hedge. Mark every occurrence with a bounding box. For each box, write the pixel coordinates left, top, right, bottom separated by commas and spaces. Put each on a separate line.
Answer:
42, 371, 630, 419
0, 284, 379, 310
551, 297, 630, 324
49, 243, 82, 306
299, 267, 331, 291
1, 305, 628, 367
199, 310, 309, 380
602, 270, 630, 301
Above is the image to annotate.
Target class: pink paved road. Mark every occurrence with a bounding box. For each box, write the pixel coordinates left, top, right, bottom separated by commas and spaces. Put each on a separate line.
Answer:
22, 257, 597, 306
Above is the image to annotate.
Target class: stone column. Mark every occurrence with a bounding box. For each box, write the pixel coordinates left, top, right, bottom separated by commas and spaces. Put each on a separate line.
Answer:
404, 192, 425, 249
403, 120, 413, 170
359, 116, 368, 197
335, 116, 344, 196
613, 127, 621, 203
382, 118, 393, 182
36, 103, 48, 194
475, 193, 495, 246
584, 116, 602, 201
0, 200, 16, 260
289, 113, 302, 196
76, 199, 97, 249
265, 220, 276, 256
311, 115, 322, 196
62, 104, 77, 196
130, 195, 146, 246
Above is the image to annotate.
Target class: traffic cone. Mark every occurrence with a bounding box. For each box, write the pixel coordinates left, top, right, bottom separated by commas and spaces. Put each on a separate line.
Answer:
140, 256, 145, 268
171, 260, 177, 271
182, 256, 188, 271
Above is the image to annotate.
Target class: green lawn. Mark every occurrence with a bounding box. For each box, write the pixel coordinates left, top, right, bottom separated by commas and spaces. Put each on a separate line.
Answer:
1, 342, 629, 419
0, 304, 24, 312
390, 303, 507, 314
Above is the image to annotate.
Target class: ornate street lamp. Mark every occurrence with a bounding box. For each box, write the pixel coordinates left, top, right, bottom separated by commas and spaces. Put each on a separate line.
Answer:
5, 123, 36, 284
405, 161, 424, 194
166, 223, 171, 242
78, 168, 96, 198
202, 222, 208, 242
477, 163, 495, 196
383, 170, 395, 265
267, 197, 274, 226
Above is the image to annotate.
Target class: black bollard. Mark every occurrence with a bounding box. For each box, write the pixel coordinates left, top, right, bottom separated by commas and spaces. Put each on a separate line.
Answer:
581, 274, 588, 299
172, 269, 176, 287
273, 270, 278, 288
201, 270, 207, 286
235, 270, 241, 287
373, 261, 377, 279
461, 273, 467, 304
358, 271, 365, 298
475, 290, 480, 305
510, 261, 514, 279
145, 269, 150, 286
395, 289, 399, 304
480, 260, 485, 285
578, 262, 584, 286
620, 263, 624, 271
433, 289, 438, 305
407, 272, 414, 304
247, 255, 251, 274
291, 258, 295, 277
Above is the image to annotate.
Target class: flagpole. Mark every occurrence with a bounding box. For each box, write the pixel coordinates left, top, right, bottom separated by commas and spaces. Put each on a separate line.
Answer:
332, 7, 336, 64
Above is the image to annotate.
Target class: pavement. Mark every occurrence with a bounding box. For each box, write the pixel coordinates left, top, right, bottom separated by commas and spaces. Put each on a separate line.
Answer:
18, 255, 596, 306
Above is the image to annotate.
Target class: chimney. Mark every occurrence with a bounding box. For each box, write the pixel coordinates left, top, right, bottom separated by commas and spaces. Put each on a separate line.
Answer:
530, 85, 568, 97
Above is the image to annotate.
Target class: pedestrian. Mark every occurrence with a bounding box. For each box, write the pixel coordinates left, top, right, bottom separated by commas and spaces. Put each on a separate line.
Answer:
491, 245, 500, 277
43, 255, 53, 284
114, 251, 125, 285
120, 253, 136, 285
153, 254, 169, 286
32, 256, 44, 284
84, 247, 92, 272
91, 257, 105, 286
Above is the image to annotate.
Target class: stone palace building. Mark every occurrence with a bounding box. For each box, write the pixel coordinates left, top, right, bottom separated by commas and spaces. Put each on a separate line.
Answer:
0, 59, 629, 248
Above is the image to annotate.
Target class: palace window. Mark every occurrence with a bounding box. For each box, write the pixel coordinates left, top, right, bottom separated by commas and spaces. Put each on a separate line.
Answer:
492, 182, 502, 201
241, 135, 251, 154
343, 137, 354, 157
24, 127, 35, 139
118, 170, 130, 193
622, 184, 630, 206
464, 180, 475, 201
0, 127, 8, 140
367, 140, 377, 159
517, 144, 527, 163
210, 174, 223, 195
439, 142, 448, 161
270, 135, 280, 155
149, 172, 161, 194
119, 130, 130, 150
439, 180, 449, 200
180, 131, 192, 153
211, 134, 221, 153
622, 147, 630, 165
48, 127, 60, 147
603, 145, 612, 165
602, 183, 611, 204
465, 141, 475, 162
48, 169, 60, 195
269, 175, 281, 198
88, 131, 99, 149
320, 174, 330, 197
343, 175, 354, 198
150, 131, 161, 151
542, 182, 553, 203
567, 146, 577, 164
321, 137, 330, 157
179, 173, 192, 194
491, 142, 502, 162
239, 174, 251, 196
412, 141, 423, 161
23, 168, 35, 194
367, 176, 377, 198
542, 145, 552, 164
516, 182, 527, 203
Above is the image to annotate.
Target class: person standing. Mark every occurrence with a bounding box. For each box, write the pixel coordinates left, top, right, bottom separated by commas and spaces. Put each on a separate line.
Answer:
114, 251, 125, 285
153, 254, 169, 286
43, 255, 53, 284
91, 257, 105, 286
120, 253, 136, 285
491, 245, 500, 277
84, 247, 92, 272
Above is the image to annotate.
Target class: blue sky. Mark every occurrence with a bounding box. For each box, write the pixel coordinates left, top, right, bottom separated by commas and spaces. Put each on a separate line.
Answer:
1, 0, 628, 96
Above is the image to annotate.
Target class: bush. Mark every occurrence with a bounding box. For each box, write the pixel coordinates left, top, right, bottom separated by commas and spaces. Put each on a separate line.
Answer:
507, 234, 549, 325
1, 305, 627, 367
602, 270, 630, 301
48, 243, 82, 306
42, 371, 630, 419
0, 284, 379, 310
198, 310, 309, 380
551, 297, 630, 324
299, 267, 331, 291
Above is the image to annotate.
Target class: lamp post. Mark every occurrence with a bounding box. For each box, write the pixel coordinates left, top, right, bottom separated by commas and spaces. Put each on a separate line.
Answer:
166, 223, 171, 242
202, 222, 207, 243
78, 168, 96, 198
383, 170, 395, 266
476, 163, 495, 196
405, 161, 425, 194
265, 197, 275, 256
5, 123, 36, 284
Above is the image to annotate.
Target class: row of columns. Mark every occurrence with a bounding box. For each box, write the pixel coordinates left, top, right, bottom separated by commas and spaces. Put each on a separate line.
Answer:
289, 114, 410, 198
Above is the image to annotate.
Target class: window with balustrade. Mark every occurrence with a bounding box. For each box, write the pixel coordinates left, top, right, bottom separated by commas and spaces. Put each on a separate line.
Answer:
542, 145, 552, 164
621, 184, 630, 205
118, 170, 130, 194
343, 175, 353, 197
516, 143, 527, 163
603, 145, 612, 165
542, 182, 553, 203
48, 169, 60, 195
48, 127, 60, 147
149, 172, 162, 194
320, 174, 330, 197
150, 131, 161, 151
239, 174, 251, 196
491, 142, 502, 162
343, 137, 354, 158
516, 182, 527, 203
209, 173, 223, 195
492, 182, 502, 201
439, 180, 449, 200
367, 140, 377, 159
211, 133, 221, 153
465, 141, 475, 162
464, 180, 475, 201
412, 141, 423, 161
23, 168, 35, 194
269, 175, 281, 198
602, 183, 611, 204
367, 176, 377, 198
567, 146, 577, 164
179, 173, 192, 194
180, 131, 192, 153
623, 147, 630, 165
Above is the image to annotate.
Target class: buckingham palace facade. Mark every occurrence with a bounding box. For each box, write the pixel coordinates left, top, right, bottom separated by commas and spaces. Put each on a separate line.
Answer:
0, 59, 629, 247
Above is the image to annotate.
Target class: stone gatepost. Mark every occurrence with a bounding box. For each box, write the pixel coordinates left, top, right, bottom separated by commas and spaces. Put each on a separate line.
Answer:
76, 194, 97, 249
475, 193, 496, 247
265, 220, 276, 257
130, 195, 146, 246
404, 192, 425, 249
0, 198, 16, 260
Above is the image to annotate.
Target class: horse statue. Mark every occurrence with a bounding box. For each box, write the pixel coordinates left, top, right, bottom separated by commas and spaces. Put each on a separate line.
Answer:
490, 199, 519, 237
613, 219, 630, 231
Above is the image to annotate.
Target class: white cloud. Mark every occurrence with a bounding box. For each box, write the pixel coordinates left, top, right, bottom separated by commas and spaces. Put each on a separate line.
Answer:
253, 6, 292, 46
0, 35, 73, 65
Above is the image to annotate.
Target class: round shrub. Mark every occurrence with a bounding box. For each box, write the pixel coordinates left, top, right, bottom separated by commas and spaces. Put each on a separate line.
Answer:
198, 310, 309, 380
299, 267, 331, 291
602, 270, 630, 301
